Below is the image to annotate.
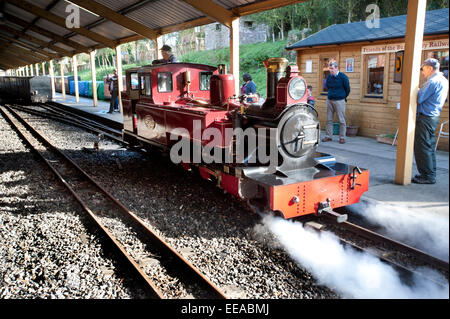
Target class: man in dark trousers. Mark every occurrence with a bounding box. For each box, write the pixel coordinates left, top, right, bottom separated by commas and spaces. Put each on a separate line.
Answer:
107, 69, 119, 114
413, 58, 449, 184
322, 61, 350, 144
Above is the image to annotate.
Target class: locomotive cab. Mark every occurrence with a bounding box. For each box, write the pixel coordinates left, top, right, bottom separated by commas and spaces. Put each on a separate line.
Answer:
122, 68, 140, 136
123, 62, 230, 148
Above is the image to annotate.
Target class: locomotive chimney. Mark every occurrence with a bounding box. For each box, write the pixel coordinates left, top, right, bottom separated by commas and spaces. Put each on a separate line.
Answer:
264, 58, 288, 101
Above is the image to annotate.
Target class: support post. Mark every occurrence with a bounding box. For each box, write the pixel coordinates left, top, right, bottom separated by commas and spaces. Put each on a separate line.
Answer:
30, 64, 34, 76
230, 18, 240, 95
73, 55, 79, 103
49, 60, 55, 99
25, 65, 29, 76
90, 50, 98, 107
60, 61, 66, 100
35, 63, 39, 76
156, 36, 163, 60
41, 62, 46, 75
115, 45, 123, 113
394, 0, 427, 185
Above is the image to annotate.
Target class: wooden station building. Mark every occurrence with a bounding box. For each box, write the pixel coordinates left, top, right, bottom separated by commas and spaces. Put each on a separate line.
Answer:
287, 8, 449, 150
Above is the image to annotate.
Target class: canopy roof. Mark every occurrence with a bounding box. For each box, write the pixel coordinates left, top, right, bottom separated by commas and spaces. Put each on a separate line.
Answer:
0, 0, 305, 70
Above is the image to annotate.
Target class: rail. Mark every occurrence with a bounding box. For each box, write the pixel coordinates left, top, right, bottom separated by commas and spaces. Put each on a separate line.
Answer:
0, 104, 227, 299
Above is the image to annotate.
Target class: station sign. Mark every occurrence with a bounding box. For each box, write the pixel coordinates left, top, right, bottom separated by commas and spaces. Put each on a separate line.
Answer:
394, 50, 404, 83
362, 39, 449, 54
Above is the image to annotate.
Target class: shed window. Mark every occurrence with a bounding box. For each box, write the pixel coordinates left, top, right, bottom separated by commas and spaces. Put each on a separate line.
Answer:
157, 72, 173, 92
244, 21, 254, 29
365, 54, 385, 98
130, 73, 139, 90
199, 71, 213, 91
320, 57, 336, 94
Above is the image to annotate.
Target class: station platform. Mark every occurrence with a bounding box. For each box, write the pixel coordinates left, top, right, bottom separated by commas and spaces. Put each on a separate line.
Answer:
52, 92, 123, 124
317, 134, 449, 220
51, 93, 449, 220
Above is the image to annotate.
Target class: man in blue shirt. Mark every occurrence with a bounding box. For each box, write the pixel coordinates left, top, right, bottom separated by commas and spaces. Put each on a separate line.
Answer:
322, 62, 350, 144
413, 58, 449, 184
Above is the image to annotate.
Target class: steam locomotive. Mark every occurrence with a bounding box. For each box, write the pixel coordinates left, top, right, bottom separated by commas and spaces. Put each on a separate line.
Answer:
121, 58, 369, 220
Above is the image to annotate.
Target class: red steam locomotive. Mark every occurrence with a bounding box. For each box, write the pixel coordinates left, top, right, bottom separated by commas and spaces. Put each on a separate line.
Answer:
121, 58, 369, 220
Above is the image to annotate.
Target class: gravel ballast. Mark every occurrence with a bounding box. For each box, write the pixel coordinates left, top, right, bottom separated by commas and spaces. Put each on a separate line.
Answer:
0, 111, 149, 299
0, 107, 339, 299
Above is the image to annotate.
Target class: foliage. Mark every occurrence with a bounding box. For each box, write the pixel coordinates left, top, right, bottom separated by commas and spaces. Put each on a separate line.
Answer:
181, 40, 292, 98
249, 0, 448, 38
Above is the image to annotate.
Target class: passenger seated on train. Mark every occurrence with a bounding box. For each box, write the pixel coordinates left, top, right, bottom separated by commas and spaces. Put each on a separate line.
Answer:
152, 45, 178, 65
307, 85, 316, 108
241, 73, 259, 103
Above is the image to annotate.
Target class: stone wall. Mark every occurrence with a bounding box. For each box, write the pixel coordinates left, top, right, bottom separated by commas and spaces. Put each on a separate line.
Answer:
205, 18, 268, 50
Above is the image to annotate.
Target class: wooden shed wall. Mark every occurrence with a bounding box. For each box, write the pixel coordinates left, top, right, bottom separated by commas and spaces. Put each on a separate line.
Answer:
295, 35, 449, 151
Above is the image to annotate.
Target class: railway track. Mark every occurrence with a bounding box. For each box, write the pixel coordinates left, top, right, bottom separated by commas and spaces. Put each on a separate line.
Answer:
309, 213, 449, 287
3, 102, 447, 297
8, 103, 124, 145
0, 104, 227, 299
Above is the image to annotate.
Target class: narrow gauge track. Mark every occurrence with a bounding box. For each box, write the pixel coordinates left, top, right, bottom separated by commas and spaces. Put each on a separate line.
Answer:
0, 104, 227, 299
8, 103, 124, 146
6, 102, 447, 293
335, 215, 448, 272
309, 215, 449, 286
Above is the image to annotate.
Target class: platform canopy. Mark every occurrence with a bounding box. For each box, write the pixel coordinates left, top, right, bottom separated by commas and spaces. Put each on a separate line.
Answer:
0, 0, 306, 69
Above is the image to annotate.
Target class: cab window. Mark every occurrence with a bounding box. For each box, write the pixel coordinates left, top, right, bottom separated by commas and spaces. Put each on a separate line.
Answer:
157, 72, 173, 92
140, 75, 151, 96
199, 72, 213, 91
130, 73, 139, 90
140, 76, 145, 94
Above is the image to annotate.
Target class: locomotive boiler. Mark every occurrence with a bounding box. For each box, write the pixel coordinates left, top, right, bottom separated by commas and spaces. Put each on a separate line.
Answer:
121, 58, 369, 220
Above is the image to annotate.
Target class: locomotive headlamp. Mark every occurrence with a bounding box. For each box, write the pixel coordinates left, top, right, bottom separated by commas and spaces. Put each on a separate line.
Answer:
288, 77, 306, 100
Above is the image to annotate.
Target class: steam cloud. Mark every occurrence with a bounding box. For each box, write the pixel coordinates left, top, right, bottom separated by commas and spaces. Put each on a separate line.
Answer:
347, 198, 449, 262
260, 215, 449, 299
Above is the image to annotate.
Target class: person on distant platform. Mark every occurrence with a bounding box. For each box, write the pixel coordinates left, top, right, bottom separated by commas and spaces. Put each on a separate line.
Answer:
107, 69, 119, 113
152, 45, 178, 64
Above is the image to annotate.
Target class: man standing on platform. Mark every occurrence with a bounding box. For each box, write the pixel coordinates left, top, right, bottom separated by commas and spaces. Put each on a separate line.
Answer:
107, 69, 119, 114
412, 58, 449, 184
321, 61, 350, 144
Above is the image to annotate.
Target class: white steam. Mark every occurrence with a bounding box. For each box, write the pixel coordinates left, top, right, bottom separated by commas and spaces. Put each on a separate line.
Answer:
261, 215, 449, 299
347, 198, 449, 262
